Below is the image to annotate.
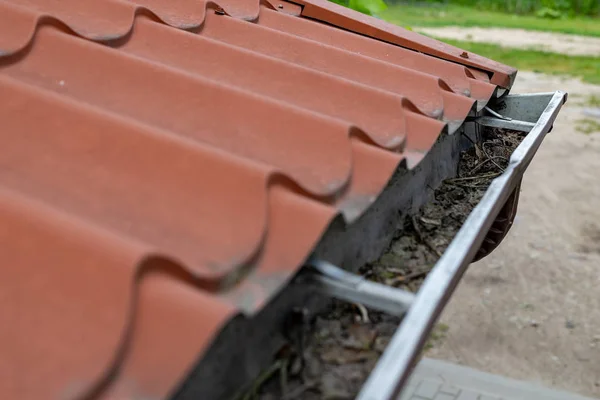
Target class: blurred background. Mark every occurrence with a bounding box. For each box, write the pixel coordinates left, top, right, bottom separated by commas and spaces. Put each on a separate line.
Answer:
332, 0, 600, 398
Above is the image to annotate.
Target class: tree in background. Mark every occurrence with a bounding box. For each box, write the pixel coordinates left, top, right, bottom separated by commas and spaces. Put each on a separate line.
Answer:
382, 0, 599, 17
330, 0, 388, 16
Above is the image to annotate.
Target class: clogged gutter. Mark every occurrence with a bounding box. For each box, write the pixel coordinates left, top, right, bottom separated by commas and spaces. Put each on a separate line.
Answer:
239, 128, 525, 400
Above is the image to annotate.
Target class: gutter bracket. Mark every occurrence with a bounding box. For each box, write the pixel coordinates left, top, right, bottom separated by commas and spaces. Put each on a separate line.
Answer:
472, 116, 537, 133
305, 259, 415, 318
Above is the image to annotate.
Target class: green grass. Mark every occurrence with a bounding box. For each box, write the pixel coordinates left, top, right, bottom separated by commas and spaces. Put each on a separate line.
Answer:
380, 4, 600, 84
576, 119, 600, 134
423, 323, 449, 352
585, 95, 600, 107
382, 4, 600, 37
424, 38, 600, 85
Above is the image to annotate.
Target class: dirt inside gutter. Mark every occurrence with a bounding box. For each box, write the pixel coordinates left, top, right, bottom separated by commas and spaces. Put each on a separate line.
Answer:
238, 128, 525, 400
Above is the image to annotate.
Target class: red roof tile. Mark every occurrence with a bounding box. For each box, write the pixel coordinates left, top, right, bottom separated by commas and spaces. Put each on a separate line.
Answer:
293, 0, 517, 87
0, 0, 517, 398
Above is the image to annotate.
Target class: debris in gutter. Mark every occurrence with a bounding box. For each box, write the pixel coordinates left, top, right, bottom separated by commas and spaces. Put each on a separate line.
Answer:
239, 128, 525, 400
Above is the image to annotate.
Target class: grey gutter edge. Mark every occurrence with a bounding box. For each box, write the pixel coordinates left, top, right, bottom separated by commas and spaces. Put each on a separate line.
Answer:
357, 90, 568, 400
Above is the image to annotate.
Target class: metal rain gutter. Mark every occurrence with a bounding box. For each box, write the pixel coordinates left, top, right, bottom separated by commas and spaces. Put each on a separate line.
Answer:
307, 90, 567, 400
355, 90, 567, 400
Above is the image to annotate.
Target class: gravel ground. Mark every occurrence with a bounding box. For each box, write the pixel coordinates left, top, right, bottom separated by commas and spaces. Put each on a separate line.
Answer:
415, 27, 600, 56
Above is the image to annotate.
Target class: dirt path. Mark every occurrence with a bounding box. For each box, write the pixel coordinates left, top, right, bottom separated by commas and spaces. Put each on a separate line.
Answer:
427, 72, 600, 398
416, 27, 600, 56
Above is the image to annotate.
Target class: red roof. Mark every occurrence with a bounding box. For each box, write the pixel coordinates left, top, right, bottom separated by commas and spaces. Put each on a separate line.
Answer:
0, 0, 516, 399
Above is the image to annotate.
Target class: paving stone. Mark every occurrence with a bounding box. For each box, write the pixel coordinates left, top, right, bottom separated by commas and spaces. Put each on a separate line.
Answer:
440, 384, 462, 396
398, 358, 595, 400
434, 393, 458, 400
398, 383, 418, 400
414, 379, 441, 399
455, 390, 479, 400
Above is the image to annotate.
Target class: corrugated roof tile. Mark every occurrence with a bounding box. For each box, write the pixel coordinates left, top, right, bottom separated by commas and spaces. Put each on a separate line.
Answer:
0, 0, 518, 398
292, 0, 517, 87
255, 7, 494, 96
201, 13, 472, 122
0, 187, 236, 400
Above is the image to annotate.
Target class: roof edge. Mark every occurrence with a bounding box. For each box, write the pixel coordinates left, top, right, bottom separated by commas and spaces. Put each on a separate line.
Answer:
288, 0, 518, 89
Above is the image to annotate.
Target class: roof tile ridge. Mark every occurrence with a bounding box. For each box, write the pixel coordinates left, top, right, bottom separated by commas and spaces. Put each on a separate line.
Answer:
0, 185, 238, 400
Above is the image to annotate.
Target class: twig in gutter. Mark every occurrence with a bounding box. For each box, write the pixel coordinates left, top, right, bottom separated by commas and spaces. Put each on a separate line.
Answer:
461, 129, 507, 174
474, 143, 484, 159
468, 155, 509, 175
388, 269, 429, 286
482, 141, 506, 172
280, 357, 289, 395
411, 216, 442, 258
446, 171, 500, 183
383, 266, 409, 275
354, 302, 370, 323
238, 359, 285, 400
419, 216, 441, 227
445, 181, 491, 190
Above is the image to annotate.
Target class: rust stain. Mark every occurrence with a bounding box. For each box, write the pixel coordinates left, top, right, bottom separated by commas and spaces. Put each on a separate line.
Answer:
0, 0, 516, 399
